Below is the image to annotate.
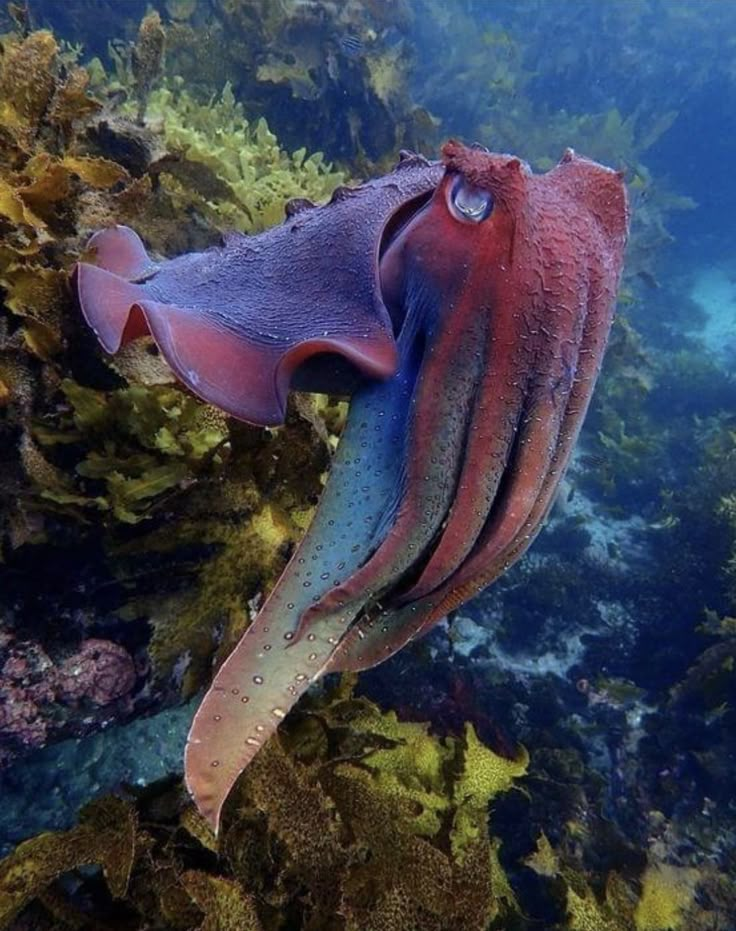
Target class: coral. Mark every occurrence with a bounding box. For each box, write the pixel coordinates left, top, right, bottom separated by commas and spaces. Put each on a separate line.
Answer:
54, 639, 136, 705
0, 637, 55, 751
0, 632, 137, 760
0, 685, 47, 750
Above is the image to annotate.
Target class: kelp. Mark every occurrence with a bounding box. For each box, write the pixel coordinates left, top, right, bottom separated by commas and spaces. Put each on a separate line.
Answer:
0, 679, 719, 931
633, 864, 699, 931
130, 11, 166, 122
0, 682, 528, 931
163, 0, 438, 166
32, 380, 228, 524
412, 0, 694, 295
520, 834, 706, 931
0, 28, 145, 549
0, 20, 354, 763
143, 81, 346, 232
0, 797, 136, 926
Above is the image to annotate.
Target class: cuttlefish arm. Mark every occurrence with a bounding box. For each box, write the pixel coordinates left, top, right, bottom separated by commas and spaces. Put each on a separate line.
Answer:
323, 144, 629, 673
77, 143, 627, 834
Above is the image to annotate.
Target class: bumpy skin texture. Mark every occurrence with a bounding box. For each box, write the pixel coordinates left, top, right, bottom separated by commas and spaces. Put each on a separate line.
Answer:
76, 153, 443, 425
76, 142, 628, 832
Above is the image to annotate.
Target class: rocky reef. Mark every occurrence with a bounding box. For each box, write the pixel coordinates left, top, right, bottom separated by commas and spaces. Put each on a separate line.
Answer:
1, 2, 735, 929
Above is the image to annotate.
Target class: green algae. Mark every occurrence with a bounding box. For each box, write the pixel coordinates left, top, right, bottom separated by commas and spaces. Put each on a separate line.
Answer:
634, 864, 699, 931
144, 81, 347, 231
0, 16, 348, 701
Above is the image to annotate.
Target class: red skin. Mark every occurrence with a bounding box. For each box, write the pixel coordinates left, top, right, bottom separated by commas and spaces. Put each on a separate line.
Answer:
325, 143, 628, 674
75, 142, 628, 832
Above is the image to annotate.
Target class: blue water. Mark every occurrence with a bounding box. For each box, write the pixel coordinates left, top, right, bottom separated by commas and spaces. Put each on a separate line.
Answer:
1, 0, 735, 922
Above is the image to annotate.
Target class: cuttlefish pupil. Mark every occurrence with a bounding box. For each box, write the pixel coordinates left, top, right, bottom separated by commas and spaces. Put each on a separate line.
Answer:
448, 176, 494, 222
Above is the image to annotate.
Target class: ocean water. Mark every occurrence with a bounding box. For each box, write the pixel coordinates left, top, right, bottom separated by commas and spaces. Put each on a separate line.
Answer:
1, 1, 735, 927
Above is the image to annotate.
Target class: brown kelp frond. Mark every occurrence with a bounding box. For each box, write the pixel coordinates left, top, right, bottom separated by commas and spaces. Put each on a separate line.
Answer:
0, 682, 526, 931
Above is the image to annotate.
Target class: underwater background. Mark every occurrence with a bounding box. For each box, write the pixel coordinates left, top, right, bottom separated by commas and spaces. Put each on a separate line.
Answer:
0, 0, 735, 928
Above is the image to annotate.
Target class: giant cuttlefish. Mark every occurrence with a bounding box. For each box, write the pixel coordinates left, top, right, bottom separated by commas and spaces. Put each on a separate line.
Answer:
76, 141, 628, 832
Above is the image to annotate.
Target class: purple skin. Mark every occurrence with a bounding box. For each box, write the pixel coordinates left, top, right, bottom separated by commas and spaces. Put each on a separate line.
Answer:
76, 141, 628, 832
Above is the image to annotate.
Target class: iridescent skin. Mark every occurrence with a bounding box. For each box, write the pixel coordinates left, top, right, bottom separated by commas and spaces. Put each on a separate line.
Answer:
76, 142, 628, 833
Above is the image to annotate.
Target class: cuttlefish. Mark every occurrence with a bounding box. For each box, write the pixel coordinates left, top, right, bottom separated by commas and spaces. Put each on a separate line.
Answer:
76, 141, 628, 833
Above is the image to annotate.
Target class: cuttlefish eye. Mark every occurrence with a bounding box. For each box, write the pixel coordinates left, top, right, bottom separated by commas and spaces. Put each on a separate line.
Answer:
448, 176, 494, 223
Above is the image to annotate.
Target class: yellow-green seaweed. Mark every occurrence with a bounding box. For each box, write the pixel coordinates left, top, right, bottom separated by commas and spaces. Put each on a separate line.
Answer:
0, 682, 527, 931
144, 81, 346, 231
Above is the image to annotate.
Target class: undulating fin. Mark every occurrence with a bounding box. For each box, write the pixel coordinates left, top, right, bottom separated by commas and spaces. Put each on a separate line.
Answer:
76, 158, 443, 426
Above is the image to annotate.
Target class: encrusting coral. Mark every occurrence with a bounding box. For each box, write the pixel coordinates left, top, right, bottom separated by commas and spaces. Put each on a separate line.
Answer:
0, 634, 136, 762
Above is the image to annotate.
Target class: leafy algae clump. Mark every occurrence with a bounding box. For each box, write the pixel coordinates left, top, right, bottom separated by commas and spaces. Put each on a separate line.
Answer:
0, 19, 352, 760
634, 864, 698, 931
38, 380, 229, 525
0, 683, 527, 931
145, 81, 346, 231
0, 797, 136, 927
